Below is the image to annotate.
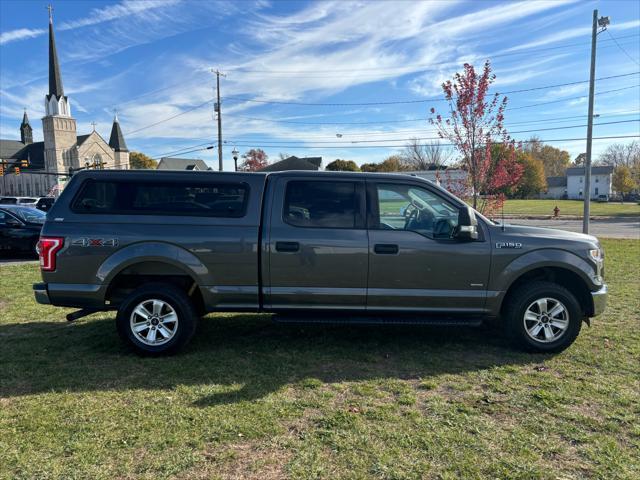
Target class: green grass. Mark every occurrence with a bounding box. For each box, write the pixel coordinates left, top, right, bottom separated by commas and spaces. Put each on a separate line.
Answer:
1, 240, 639, 479
502, 199, 640, 217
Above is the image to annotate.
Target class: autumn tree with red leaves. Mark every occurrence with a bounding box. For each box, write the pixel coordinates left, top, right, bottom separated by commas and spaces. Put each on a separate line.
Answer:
239, 148, 269, 171
429, 60, 522, 214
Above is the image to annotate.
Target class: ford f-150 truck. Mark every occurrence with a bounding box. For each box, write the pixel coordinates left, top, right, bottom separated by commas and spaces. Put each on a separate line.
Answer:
33, 170, 607, 355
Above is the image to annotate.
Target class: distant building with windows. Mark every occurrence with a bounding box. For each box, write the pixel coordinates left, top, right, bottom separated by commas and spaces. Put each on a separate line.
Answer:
0, 11, 129, 197
566, 166, 614, 199
539, 166, 614, 200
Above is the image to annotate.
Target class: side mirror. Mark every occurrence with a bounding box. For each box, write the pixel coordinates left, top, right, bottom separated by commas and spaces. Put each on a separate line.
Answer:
454, 206, 478, 240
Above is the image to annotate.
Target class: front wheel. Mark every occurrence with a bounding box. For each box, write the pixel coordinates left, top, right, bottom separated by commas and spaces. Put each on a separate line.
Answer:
504, 281, 583, 353
116, 283, 198, 355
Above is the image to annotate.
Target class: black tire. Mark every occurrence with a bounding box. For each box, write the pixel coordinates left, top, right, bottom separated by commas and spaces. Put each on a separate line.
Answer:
504, 281, 583, 353
116, 283, 198, 356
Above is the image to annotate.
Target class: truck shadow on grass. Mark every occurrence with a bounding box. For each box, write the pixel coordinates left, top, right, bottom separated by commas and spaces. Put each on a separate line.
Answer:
0, 313, 548, 404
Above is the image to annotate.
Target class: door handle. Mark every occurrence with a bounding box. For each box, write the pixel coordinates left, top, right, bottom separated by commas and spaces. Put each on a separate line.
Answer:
275, 241, 300, 253
374, 244, 399, 254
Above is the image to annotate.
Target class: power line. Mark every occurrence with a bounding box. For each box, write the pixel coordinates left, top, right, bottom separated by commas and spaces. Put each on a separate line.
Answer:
151, 145, 215, 161
124, 98, 214, 137
221, 120, 640, 145
507, 85, 638, 110
223, 72, 639, 107
226, 85, 639, 126
222, 135, 640, 149
153, 111, 640, 149
153, 141, 214, 159
606, 30, 640, 67
154, 130, 640, 156
120, 78, 637, 139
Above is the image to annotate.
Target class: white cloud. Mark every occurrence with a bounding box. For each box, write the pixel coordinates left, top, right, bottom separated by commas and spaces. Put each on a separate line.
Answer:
58, 0, 181, 31
0, 28, 45, 45
0, 0, 181, 45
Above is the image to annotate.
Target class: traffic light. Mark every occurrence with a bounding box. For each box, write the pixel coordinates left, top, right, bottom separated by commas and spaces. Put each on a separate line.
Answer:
14, 166, 20, 175
21, 159, 29, 167
0, 164, 4, 176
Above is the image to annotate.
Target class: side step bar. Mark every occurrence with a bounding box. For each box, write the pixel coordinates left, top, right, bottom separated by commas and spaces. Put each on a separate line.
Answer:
272, 313, 484, 327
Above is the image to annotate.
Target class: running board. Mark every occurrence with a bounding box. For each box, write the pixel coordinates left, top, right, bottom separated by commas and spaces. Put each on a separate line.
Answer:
272, 313, 484, 327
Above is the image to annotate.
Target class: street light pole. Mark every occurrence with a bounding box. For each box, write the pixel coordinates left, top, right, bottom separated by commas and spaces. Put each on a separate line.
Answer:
232, 147, 239, 172
583, 10, 609, 234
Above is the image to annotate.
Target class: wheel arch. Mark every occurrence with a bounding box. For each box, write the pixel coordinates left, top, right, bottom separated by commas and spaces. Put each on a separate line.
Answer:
98, 242, 209, 313
500, 266, 594, 318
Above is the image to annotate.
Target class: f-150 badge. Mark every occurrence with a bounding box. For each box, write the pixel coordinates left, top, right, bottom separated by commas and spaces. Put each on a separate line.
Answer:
496, 242, 522, 249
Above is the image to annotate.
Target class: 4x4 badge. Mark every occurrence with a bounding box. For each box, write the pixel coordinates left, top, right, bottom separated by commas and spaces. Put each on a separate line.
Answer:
71, 238, 118, 247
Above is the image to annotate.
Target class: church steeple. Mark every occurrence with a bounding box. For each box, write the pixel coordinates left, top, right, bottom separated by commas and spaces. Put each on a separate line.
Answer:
109, 113, 128, 152
48, 6, 64, 98
20, 109, 33, 144
44, 5, 70, 117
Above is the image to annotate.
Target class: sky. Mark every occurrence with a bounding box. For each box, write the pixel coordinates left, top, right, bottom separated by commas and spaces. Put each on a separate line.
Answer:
0, 0, 639, 171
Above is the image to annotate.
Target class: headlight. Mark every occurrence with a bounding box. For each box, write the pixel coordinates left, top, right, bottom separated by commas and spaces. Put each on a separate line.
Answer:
589, 249, 602, 261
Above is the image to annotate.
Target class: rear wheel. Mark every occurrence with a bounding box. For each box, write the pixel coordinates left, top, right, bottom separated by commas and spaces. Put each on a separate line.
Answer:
116, 283, 198, 355
504, 281, 582, 353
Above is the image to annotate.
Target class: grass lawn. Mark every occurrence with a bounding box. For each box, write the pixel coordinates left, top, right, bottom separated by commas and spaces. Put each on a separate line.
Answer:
1, 239, 639, 479
502, 199, 640, 217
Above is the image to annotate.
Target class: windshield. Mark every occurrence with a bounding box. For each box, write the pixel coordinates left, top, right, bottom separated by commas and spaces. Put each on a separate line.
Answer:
1, 206, 46, 224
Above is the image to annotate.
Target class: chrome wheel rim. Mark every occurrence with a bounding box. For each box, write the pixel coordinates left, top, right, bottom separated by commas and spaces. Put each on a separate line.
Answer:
523, 297, 569, 343
129, 299, 179, 346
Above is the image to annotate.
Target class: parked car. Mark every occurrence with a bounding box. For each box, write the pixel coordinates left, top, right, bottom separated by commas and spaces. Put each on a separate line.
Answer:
35, 197, 56, 212
34, 170, 607, 355
596, 194, 609, 203
0, 205, 46, 255
0, 196, 39, 205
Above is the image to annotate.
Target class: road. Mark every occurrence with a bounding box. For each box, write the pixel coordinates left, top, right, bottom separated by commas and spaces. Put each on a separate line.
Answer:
505, 217, 640, 239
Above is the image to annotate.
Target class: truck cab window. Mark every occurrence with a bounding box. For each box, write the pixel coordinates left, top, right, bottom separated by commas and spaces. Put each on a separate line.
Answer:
375, 183, 459, 239
284, 180, 359, 228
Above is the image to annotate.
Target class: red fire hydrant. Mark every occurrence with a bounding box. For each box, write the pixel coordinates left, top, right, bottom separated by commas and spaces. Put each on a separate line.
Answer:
553, 205, 560, 218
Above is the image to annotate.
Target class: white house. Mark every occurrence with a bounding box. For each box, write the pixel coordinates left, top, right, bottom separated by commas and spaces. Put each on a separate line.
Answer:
566, 166, 614, 200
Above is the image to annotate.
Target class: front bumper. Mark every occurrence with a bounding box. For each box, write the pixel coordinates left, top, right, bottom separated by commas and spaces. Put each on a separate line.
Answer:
590, 284, 607, 317
33, 283, 50, 305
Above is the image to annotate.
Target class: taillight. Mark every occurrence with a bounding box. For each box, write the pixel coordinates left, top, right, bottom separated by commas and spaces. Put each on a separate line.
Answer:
38, 237, 64, 271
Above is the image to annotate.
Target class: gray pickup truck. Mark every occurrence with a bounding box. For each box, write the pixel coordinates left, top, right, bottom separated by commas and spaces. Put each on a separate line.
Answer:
34, 170, 607, 355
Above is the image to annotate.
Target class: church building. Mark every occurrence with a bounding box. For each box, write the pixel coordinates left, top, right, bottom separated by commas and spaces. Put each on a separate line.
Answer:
0, 10, 129, 197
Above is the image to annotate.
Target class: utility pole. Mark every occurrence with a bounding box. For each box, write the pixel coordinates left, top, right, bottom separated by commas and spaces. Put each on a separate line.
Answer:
212, 69, 225, 171
583, 10, 609, 234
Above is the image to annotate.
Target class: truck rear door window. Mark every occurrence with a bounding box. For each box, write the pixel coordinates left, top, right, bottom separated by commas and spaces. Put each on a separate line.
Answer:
284, 180, 359, 228
72, 180, 248, 217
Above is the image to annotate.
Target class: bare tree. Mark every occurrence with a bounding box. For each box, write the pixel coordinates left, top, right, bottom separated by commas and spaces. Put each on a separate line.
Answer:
597, 141, 640, 169
402, 139, 450, 170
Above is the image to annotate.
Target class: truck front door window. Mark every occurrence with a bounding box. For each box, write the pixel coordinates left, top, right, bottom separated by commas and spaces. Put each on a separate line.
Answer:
375, 184, 459, 239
